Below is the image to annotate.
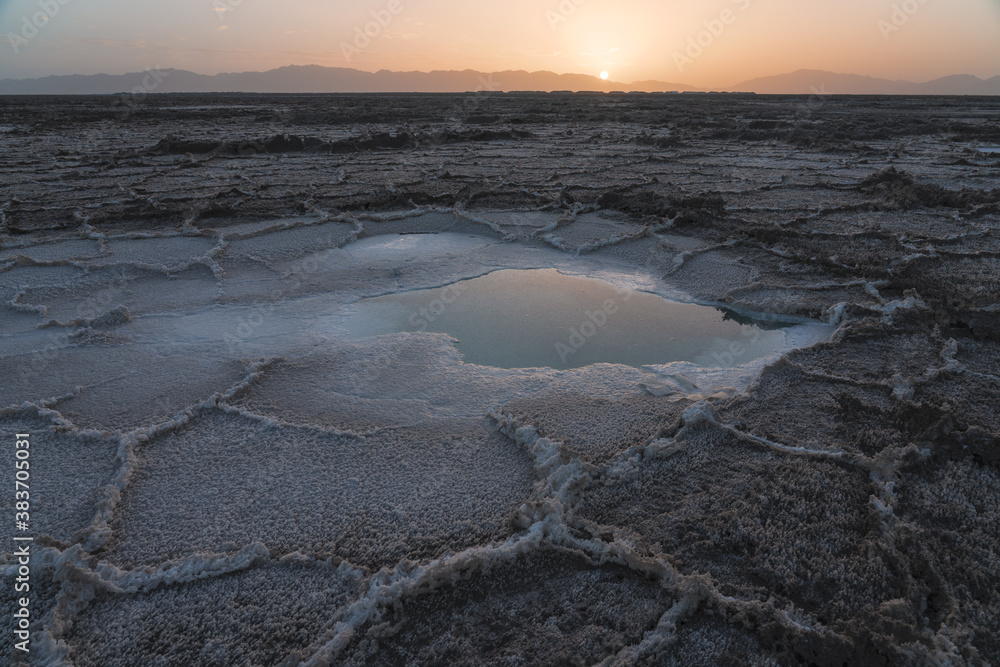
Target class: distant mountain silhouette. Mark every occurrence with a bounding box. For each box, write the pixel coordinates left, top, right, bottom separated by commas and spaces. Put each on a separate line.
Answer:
728, 69, 1000, 95
1, 66, 997, 95
0, 65, 696, 95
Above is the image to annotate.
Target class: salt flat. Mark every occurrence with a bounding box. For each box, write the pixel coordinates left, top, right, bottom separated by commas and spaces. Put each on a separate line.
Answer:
1, 93, 999, 665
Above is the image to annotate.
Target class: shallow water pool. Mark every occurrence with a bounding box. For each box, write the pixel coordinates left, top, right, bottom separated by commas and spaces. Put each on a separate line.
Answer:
343, 269, 828, 370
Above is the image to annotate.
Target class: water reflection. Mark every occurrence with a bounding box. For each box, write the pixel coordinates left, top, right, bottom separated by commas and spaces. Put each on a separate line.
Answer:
343, 269, 828, 371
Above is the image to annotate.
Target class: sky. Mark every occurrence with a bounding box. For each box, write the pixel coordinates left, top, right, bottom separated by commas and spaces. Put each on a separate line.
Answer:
1, 0, 999, 87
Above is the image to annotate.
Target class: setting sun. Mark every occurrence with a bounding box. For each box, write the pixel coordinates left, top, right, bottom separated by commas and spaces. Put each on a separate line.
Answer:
600, 71, 609, 80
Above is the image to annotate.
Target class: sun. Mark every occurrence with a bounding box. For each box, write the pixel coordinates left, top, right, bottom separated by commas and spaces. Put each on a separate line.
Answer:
600, 71, 609, 80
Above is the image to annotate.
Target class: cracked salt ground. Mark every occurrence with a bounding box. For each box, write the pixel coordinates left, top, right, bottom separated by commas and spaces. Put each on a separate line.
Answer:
0, 219, 834, 665
2, 94, 1000, 665
1, 227, 829, 427
0, 216, 993, 666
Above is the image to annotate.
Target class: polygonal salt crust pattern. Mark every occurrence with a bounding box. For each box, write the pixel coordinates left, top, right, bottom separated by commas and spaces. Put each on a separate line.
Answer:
543, 212, 648, 252
215, 257, 288, 305
587, 235, 679, 276
893, 458, 1000, 662
719, 364, 907, 457
0, 563, 63, 666
339, 549, 673, 666
64, 561, 364, 667
100, 411, 536, 569
221, 221, 357, 266
574, 424, 901, 625
719, 245, 840, 289
359, 212, 498, 238
465, 210, 565, 242
652, 614, 781, 666
954, 338, 1000, 378
229, 339, 470, 430
0, 417, 118, 553
784, 331, 943, 384
759, 233, 909, 277
16, 263, 219, 323
0, 239, 103, 264
725, 284, 878, 319
500, 392, 688, 465
913, 371, 1000, 439
0, 265, 86, 304
790, 210, 977, 238
0, 304, 43, 336
896, 255, 1000, 310
2, 94, 1000, 665
229, 338, 676, 433
668, 251, 758, 300
0, 346, 250, 432
98, 236, 217, 270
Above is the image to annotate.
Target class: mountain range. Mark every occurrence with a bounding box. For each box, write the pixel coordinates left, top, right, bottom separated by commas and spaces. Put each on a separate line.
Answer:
0, 66, 694, 95
0, 65, 998, 95
731, 70, 1000, 95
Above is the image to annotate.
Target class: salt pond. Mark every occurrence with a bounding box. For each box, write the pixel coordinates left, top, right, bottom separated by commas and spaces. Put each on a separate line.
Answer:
343, 268, 829, 371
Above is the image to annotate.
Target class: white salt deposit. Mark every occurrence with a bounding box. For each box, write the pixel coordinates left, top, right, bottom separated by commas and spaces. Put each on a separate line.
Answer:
0, 214, 837, 664
1, 224, 834, 430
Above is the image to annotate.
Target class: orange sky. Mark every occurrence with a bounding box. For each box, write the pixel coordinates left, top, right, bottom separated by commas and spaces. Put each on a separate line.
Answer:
2, 0, 999, 85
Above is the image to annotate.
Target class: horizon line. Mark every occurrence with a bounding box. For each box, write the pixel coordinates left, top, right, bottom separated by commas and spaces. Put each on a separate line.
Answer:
3, 64, 1000, 88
